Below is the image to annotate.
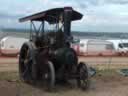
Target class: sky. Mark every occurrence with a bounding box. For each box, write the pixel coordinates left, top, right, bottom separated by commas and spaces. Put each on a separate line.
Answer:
1, 0, 128, 32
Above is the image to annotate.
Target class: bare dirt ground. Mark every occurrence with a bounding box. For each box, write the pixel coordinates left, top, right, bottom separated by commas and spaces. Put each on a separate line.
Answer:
0, 56, 128, 96
0, 57, 18, 72
0, 71, 128, 96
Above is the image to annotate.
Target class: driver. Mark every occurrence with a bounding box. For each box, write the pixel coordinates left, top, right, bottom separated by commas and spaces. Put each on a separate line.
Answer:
59, 14, 64, 31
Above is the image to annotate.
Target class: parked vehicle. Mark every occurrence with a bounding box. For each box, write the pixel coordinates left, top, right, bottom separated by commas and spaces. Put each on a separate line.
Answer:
79, 39, 115, 56
0, 36, 28, 56
107, 39, 128, 55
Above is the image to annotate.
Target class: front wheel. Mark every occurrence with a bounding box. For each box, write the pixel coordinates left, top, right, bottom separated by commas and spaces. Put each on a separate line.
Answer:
77, 62, 89, 90
44, 61, 55, 90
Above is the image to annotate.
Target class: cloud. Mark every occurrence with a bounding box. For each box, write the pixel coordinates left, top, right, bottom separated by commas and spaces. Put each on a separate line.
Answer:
1, 0, 128, 32
107, 0, 128, 4
0, 12, 22, 19
86, 4, 128, 24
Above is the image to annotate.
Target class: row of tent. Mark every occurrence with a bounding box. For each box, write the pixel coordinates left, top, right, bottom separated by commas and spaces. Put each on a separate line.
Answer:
0, 36, 28, 56
0, 36, 128, 56
71, 39, 128, 56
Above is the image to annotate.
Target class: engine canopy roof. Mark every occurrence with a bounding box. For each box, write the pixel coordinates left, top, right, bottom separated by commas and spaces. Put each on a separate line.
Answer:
19, 7, 83, 24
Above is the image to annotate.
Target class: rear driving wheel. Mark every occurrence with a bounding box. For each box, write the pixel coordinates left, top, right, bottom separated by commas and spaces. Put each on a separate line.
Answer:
77, 62, 89, 90
19, 43, 33, 83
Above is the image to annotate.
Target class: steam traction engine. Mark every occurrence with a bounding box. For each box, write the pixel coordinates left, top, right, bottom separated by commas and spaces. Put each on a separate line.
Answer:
19, 7, 89, 90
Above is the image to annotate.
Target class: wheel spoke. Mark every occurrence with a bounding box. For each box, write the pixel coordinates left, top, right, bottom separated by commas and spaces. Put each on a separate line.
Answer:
21, 63, 29, 77
20, 58, 25, 63
24, 59, 29, 65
